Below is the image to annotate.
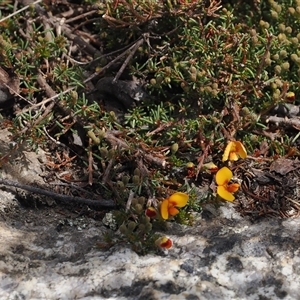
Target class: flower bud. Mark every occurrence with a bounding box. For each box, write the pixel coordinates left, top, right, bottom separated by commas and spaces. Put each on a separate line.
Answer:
288, 7, 295, 15
138, 197, 146, 206
202, 162, 219, 173
273, 4, 281, 13
250, 134, 258, 142
251, 36, 258, 44
132, 175, 140, 185
155, 236, 173, 249
131, 198, 138, 206
119, 223, 128, 235
140, 215, 150, 224
274, 65, 281, 74
164, 77, 171, 84
134, 168, 140, 176
285, 26, 292, 34
278, 33, 287, 42
241, 107, 250, 116
145, 207, 157, 218
274, 79, 283, 87
189, 73, 197, 82
204, 86, 213, 93
281, 62, 290, 71
108, 149, 115, 159
171, 143, 179, 154
279, 49, 287, 58
271, 10, 278, 19
134, 203, 143, 214
291, 37, 298, 45
99, 147, 108, 158
97, 129, 105, 139
186, 162, 195, 169
109, 111, 116, 121
117, 181, 125, 191
122, 176, 130, 186
164, 66, 172, 75
156, 76, 164, 84
150, 78, 156, 85
70, 90, 78, 101
88, 131, 100, 145
127, 221, 137, 232
265, 58, 272, 66
138, 224, 145, 232
145, 222, 152, 232
278, 24, 285, 32
189, 66, 197, 73
286, 92, 295, 102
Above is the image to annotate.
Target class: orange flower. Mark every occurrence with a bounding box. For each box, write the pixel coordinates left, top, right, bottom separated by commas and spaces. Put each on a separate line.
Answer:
160, 192, 189, 220
155, 236, 173, 249
222, 141, 247, 162
145, 207, 157, 218
286, 91, 295, 102
216, 167, 239, 201
202, 162, 219, 174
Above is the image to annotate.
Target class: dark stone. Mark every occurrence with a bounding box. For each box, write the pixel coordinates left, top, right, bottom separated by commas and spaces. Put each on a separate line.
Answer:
121, 280, 149, 297
159, 281, 185, 294
186, 294, 200, 300
180, 261, 194, 274
226, 256, 243, 272
203, 234, 238, 255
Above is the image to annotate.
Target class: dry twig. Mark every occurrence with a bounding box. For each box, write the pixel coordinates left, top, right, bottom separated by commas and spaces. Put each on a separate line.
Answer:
0, 178, 115, 208
266, 116, 300, 129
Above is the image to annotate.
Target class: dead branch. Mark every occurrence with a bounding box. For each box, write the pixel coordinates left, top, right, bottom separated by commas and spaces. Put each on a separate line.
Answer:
102, 157, 115, 185
113, 35, 146, 82
266, 116, 300, 129
0, 178, 115, 208
125, 190, 135, 212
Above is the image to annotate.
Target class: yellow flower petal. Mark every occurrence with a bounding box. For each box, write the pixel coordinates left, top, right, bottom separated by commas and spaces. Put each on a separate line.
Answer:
235, 141, 247, 159
222, 141, 247, 161
229, 151, 239, 161
168, 206, 180, 216
160, 199, 169, 220
217, 186, 235, 201
216, 167, 232, 186
168, 192, 189, 207
222, 141, 234, 162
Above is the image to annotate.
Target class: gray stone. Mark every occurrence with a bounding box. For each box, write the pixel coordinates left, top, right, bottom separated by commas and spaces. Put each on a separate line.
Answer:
1, 194, 299, 299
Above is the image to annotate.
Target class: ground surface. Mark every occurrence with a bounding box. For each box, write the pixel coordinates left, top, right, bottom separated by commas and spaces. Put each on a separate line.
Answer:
1, 1, 300, 298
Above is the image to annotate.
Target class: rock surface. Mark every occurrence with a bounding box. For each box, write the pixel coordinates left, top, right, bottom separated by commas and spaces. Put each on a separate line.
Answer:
0, 128, 299, 300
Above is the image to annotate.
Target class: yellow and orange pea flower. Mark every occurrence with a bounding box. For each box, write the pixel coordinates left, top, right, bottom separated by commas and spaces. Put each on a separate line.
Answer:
145, 207, 157, 218
160, 192, 189, 220
202, 162, 219, 174
222, 141, 247, 162
155, 236, 173, 249
216, 167, 240, 202
286, 91, 295, 103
